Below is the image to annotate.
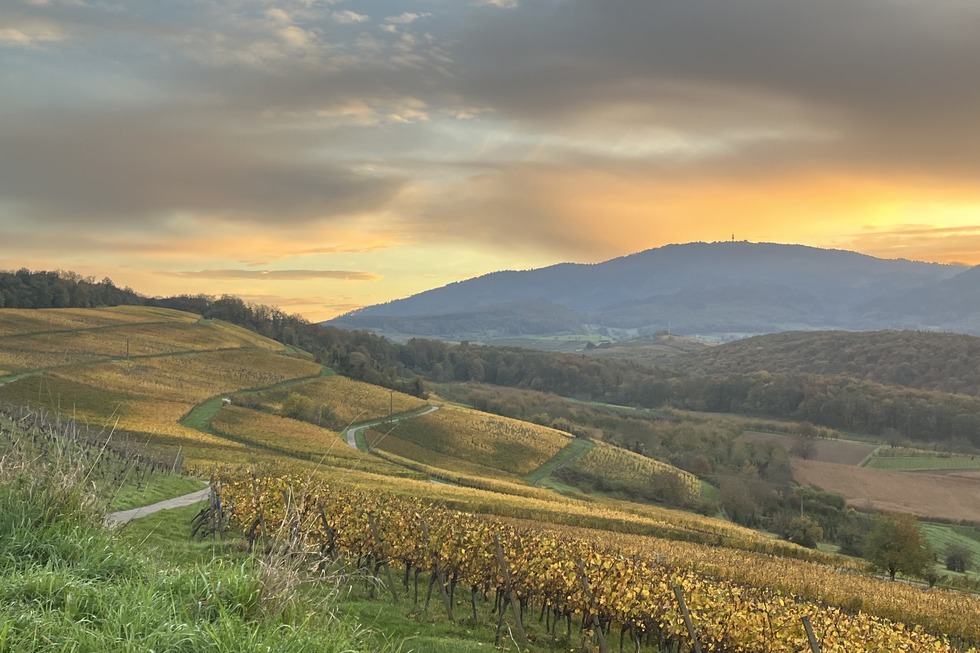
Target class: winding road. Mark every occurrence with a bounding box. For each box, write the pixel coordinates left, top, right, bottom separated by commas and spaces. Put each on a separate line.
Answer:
106, 404, 442, 526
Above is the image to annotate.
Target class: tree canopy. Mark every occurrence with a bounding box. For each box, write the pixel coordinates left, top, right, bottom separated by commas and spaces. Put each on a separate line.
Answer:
864, 513, 934, 581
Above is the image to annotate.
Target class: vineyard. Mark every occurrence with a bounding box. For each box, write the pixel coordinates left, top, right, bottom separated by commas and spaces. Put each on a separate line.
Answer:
559, 442, 703, 504
0, 305, 178, 337
209, 405, 415, 478
366, 405, 572, 477
0, 402, 187, 509
210, 470, 980, 653
240, 374, 428, 429
4, 306, 980, 651
0, 308, 322, 464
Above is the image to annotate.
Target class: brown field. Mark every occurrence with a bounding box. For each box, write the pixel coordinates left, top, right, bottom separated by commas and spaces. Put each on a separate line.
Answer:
791, 459, 980, 522
741, 431, 876, 465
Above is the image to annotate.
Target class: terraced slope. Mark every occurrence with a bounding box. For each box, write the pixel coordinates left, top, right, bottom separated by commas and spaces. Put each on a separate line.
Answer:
364, 404, 572, 478
0, 307, 321, 463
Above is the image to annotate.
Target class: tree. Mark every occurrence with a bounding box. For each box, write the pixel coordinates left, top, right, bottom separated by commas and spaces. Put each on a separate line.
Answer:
783, 515, 823, 549
789, 436, 816, 460
945, 544, 973, 573
864, 512, 934, 580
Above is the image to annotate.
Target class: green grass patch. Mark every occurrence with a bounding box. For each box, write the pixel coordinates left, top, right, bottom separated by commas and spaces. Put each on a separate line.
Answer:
0, 415, 395, 653
523, 438, 594, 484
109, 474, 206, 512
180, 368, 329, 435
181, 395, 227, 433
114, 501, 242, 565
922, 522, 980, 569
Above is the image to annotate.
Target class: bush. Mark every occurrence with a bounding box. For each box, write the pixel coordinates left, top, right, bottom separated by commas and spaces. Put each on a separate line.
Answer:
946, 544, 973, 573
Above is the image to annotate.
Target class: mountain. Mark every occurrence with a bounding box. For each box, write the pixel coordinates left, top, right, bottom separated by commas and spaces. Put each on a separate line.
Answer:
327, 242, 969, 340
861, 265, 980, 332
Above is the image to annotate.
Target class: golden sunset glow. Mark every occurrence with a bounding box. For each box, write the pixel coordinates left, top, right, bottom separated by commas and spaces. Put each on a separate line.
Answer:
2, 0, 979, 320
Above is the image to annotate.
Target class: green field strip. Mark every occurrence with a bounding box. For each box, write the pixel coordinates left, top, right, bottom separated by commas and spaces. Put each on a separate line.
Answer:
348, 404, 441, 453
523, 437, 595, 485
856, 446, 881, 468
864, 454, 980, 471
180, 367, 329, 434
921, 522, 980, 579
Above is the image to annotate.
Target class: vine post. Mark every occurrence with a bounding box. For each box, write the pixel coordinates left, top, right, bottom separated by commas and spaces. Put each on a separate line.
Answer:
574, 557, 609, 653
493, 534, 528, 650
802, 615, 821, 653
672, 584, 703, 653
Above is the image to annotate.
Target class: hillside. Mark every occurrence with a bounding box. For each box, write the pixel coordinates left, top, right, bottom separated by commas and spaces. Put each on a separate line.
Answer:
674, 330, 980, 396
329, 242, 968, 340
0, 306, 323, 464
5, 305, 980, 651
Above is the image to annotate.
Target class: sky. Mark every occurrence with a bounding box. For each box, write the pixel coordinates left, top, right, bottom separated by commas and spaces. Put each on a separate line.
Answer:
2, 0, 980, 321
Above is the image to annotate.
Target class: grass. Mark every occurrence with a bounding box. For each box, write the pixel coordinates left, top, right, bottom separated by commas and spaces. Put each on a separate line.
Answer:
182, 395, 228, 433
109, 474, 207, 512
0, 411, 396, 653
523, 437, 594, 484
922, 522, 980, 582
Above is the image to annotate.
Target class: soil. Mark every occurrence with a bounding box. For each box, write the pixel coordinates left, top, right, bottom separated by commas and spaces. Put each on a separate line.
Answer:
791, 459, 980, 523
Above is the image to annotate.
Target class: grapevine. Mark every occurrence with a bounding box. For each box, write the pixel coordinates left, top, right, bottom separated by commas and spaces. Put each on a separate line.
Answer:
212, 469, 980, 653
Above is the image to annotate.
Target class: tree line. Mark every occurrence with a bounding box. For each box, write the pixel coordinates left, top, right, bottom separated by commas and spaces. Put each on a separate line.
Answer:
5, 269, 979, 450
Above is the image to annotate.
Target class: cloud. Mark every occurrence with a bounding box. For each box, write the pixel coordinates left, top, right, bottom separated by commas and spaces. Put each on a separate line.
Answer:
169, 269, 383, 281
842, 225, 980, 265
331, 10, 369, 24
473, 0, 519, 7
0, 23, 65, 46
384, 12, 430, 25
0, 108, 405, 226
446, 0, 980, 181
4, 0, 980, 319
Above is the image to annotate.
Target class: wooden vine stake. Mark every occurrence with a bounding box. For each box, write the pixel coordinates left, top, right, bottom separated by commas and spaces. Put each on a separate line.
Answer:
574, 558, 609, 653
672, 585, 703, 653
367, 512, 398, 603
420, 520, 454, 622
802, 615, 821, 653
493, 534, 529, 650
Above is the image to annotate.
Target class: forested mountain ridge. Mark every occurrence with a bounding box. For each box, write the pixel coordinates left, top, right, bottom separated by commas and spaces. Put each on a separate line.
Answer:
672, 330, 980, 397
328, 242, 970, 339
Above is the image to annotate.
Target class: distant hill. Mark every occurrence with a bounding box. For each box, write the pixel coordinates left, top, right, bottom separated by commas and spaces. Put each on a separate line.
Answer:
673, 329, 980, 397
328, 242, 968, 341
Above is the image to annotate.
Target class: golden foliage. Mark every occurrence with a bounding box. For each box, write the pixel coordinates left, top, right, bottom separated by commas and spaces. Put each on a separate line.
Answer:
211, 405, 412, 477
373, 405, 570, 477
571, 442, 702, 500
214, 471, 980, 652
246, 375, 427, 428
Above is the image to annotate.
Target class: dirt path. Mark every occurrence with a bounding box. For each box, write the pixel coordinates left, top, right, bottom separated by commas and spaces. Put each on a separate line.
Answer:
343, 405, 440, 451
107, 487, 211, 527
